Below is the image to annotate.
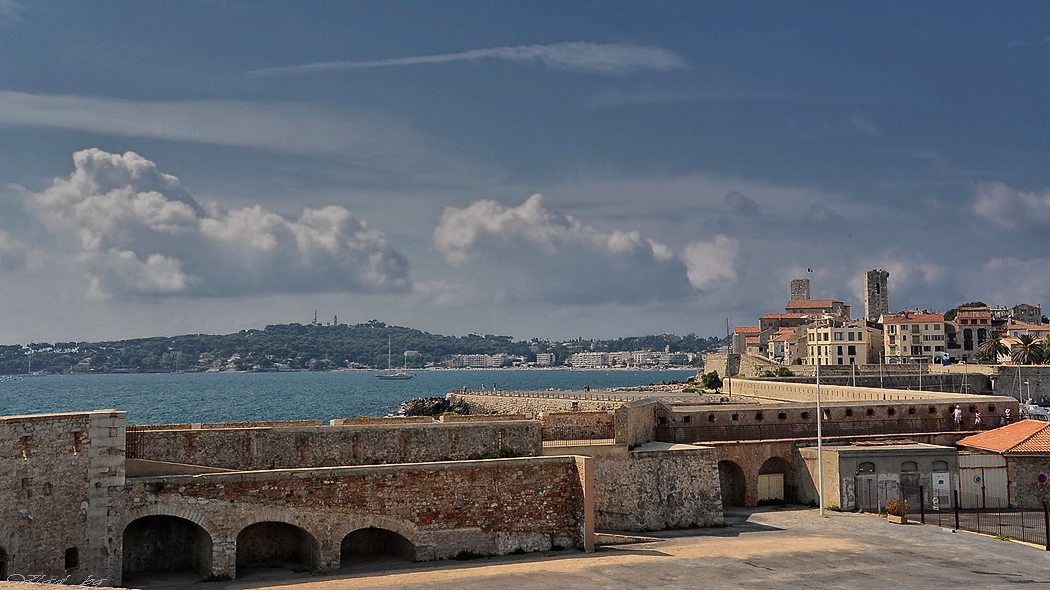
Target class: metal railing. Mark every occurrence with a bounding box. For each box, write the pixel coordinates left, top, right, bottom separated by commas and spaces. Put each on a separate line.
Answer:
655, 418, 965, 443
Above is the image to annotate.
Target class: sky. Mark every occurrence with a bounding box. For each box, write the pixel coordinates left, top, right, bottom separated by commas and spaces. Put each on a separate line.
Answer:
0, 1, 1047, 344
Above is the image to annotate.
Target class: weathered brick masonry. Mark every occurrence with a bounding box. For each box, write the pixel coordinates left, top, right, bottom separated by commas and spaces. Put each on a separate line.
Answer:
117, 456, 592, 581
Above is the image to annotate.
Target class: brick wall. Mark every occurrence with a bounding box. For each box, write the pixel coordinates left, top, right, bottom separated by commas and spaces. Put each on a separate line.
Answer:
117, 456, 592, 580
540, 412, 615, 440
127, 421, 542, 469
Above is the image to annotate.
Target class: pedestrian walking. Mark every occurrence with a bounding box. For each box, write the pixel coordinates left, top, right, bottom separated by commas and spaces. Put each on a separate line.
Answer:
953, 405, 963, 430
974, 410, 982, 429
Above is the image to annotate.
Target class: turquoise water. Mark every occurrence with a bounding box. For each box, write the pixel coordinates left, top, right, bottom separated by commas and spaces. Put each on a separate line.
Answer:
0, 369, 696, 425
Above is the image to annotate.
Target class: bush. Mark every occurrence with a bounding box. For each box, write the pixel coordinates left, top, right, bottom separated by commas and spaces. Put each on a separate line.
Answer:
700, 371, 723, 391
792, 358, 803, 365
758, 370, 776, 378
885, 498, 909, 517
776, 367, 795, 377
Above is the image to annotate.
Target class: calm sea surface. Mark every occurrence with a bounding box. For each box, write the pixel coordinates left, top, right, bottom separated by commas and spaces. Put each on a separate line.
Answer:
0, 369, 696, 425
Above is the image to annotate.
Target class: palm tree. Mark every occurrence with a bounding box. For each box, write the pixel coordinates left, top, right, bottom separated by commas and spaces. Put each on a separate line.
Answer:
978, 333, 1008, 364
1012, 333, 1040, 365
1040, 336, 1050, 365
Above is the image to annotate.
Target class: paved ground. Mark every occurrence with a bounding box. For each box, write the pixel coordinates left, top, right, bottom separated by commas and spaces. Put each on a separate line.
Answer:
8, 507, 1050, 589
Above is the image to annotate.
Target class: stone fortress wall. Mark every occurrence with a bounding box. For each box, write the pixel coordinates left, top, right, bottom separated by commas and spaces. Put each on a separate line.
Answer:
126, 419, 542, 470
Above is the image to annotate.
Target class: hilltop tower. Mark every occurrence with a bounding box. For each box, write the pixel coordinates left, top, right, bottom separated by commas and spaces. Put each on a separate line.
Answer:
864, 269, 890, 322
790, 279, 811, 301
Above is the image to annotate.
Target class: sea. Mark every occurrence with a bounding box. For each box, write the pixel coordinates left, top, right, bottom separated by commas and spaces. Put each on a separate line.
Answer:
0, 369, 696, 425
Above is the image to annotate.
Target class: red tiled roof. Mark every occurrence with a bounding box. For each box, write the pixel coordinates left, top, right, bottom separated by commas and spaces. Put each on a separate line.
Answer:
734, 326, 761, 335
786, 299, 841, 309
883, 313, 944, 323
957, 420, 1050, 454
761, 313, 812, 319
745, 336, 760, 345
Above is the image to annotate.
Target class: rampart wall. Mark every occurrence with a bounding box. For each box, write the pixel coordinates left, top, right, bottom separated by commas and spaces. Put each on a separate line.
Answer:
540, 411, 615, 440
0, 410, 125, 585
447, 392, 622, 417
117, 456, 593, 582
126, 421, 542, 470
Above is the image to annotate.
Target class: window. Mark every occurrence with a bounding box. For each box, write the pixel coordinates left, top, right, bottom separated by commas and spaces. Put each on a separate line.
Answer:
65, 547, 78, 570
800, 411, 810, 419
778, 412, 787, 420
866, 408, 875, 416
845, 409, 854, 417
848, 331, 855, 341
901, 461, 918, 472
837, 346, 843, 355
929, 406, 937, 414
888, 407, 896, 416
731, 414, 739, 421
908, 407, 916, 415
708, 414, 715, 422
683, 415, 691, 423
858, 462, 875, 474
933, 460, 949, 471
889, 325, 896, 334
755, 412, 763, 421
834, 332, 844, 341
848, 345, 856, 356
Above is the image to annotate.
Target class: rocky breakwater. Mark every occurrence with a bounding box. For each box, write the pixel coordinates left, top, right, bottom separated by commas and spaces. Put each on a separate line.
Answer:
401, 396, 472, 417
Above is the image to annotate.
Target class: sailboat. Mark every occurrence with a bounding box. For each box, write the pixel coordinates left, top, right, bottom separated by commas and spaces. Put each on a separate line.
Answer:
377, 336, 414, 380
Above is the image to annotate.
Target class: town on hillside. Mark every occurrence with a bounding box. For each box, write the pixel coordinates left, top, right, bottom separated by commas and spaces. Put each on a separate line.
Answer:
730, 270, 1048, 369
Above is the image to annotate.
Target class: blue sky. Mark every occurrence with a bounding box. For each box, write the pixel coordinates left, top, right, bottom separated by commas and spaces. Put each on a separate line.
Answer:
0, 1, 1047, 344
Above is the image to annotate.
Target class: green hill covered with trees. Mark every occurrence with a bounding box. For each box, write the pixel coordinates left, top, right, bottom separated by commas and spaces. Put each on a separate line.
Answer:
0, 321, 725, 375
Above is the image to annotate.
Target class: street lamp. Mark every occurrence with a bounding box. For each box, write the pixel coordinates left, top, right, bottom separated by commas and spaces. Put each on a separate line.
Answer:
1024, 381, 1031, 403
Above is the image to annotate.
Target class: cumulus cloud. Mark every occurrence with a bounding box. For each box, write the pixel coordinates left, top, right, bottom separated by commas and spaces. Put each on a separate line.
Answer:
433, 194, 737, 304
248, 42, 688, 77
681, 236, 740, 290
28, 149, 410, 299
972, 181, 1050, 229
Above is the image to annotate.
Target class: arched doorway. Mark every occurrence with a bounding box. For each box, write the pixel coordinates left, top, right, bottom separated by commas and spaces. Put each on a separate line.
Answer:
718, 460, 746, 507
758, 457, 795, 503
122, 515, 213, 583
340, 527, 415, 567
236, 522, 318, 577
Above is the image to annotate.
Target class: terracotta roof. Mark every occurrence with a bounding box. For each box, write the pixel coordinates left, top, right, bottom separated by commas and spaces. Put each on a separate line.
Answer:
761, 313, 812, 319
734, 326, 761, 335
786, 299, 841, 309
883, 313, 944, 324
745, 336, 760, 345
957, 420, 1050, 454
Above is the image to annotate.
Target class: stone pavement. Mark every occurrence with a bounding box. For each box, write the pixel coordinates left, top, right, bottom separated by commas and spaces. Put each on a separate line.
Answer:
9, 506, 1050, 590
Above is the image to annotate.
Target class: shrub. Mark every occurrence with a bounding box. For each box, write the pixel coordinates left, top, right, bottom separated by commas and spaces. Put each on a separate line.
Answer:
700, 371, 723, 391
792, 358, 803, 365
758, 370, 776, 378
885, 498, 909, 517
776, 367, 795, 377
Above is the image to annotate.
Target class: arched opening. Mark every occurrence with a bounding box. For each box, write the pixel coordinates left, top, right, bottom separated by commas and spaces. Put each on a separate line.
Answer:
0, 546, 8, 580
122, 515, 213, 584
340, 527, 415, 567
758, 457, 795, 504
236, 522, 318, 578
718, 460, 746, 507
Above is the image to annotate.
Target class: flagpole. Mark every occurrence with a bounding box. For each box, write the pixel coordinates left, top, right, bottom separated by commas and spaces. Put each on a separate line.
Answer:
817, 353, 825, 516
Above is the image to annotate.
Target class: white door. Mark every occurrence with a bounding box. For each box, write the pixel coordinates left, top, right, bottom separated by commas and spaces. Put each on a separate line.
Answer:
959, 453, 1008, 508
757, 473, 784, 501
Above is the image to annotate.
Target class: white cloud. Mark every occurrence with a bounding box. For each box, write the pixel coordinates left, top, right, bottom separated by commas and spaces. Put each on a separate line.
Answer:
681, 236, 740, 290
847, 113, 881, 137
0, 230, 30, 271
247, 42, 688, 77
27, 149, 411, 299
972, 181, 1050, 229
433, 194, 696, 304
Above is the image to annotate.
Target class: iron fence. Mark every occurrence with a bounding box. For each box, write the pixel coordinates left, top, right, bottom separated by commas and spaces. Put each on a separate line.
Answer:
655, 418, 961, 443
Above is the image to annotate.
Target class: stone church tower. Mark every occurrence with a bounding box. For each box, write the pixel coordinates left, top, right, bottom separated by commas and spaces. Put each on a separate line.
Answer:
790, 278, 811, 301
864, 269, 890, 322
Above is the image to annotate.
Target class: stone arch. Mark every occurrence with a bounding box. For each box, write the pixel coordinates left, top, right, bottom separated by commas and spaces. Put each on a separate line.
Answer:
117, 503, 222, 545
122, 515, 213, 583
332, 514, 423, 550
718, 460, 746, 507
340, 528, 415, 567
235, 521, 320, 576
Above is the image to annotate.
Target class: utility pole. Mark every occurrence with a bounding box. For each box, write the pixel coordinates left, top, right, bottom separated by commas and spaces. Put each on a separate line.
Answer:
817, 354, 825, 516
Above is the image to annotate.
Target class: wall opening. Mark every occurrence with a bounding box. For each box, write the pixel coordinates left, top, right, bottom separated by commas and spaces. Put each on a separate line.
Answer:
0, 546, 7, 580
340, 527, 415, 567
758, 457, 796, 503
236, 522, 318, 578
122, 515, 213, 583
64, 547, 78, 570
717, 460, 746, 507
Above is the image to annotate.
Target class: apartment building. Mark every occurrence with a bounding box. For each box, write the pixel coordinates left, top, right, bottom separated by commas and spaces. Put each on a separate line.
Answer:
805, 319, 876, 366
882, 311, 945, 363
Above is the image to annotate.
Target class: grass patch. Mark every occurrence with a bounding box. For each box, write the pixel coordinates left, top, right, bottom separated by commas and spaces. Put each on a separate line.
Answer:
994, 533, 1012, 541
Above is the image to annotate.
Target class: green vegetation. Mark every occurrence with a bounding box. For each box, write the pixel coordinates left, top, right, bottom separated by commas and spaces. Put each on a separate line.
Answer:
994, 533, 1012, 541
0, 321, 726, 375
700, 371, 723, 391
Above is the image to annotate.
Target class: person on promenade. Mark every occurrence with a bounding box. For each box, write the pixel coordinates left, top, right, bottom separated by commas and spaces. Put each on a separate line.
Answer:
953, 405, 963, 430
974, 410, 982, 429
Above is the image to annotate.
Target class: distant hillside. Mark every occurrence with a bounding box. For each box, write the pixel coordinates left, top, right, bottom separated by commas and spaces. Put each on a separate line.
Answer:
0, 321, 725, 375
